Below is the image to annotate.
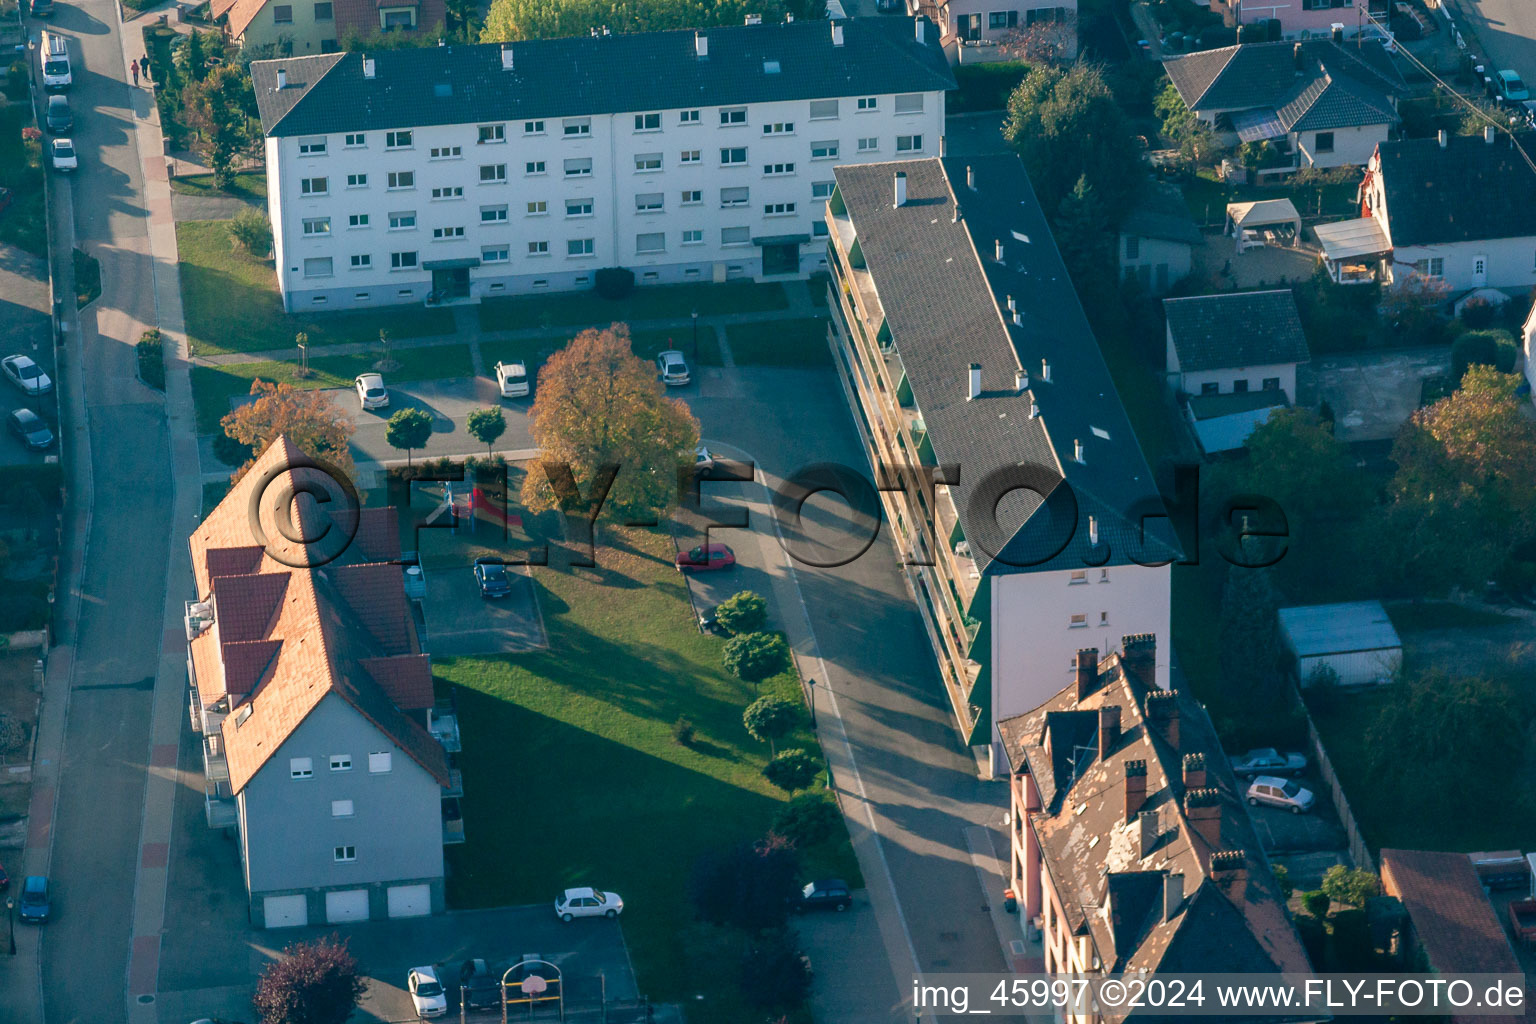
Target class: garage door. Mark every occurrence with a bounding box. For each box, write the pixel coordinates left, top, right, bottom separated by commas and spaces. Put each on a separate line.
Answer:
325, 889, 370, 923
387, 884, 432, 918
263, 894, 308, 929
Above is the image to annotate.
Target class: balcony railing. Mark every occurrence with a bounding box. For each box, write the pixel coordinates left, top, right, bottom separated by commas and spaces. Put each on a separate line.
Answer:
205, 790, 236, 829
203, 734, 229, 783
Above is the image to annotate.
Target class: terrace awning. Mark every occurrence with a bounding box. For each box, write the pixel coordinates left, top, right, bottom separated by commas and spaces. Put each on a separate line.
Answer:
1313, 218, 1392, 261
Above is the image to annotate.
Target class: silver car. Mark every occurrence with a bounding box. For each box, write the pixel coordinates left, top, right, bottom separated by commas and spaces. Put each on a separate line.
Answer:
1246, 775, 1315, 814
655, 349, 690, 386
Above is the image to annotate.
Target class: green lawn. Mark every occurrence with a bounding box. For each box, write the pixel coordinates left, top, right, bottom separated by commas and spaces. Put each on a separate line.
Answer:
176, 220, 457, 356
169, 170, 268, 204
478, 280, 789, 333
1385, 600, 1519, 634
726, 317, 833, 367
189, 344, 474, 433
1180, 170, 1360, 229
434, 527, 857, 1019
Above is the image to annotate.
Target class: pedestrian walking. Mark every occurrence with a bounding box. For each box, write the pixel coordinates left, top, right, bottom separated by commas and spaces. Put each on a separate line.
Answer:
140, 53, 151, 82
130, 59, 139, 86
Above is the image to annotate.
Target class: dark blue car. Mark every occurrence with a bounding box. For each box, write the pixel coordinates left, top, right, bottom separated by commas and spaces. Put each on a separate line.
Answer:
18, 876, 50, 923
473, 557, 513, 599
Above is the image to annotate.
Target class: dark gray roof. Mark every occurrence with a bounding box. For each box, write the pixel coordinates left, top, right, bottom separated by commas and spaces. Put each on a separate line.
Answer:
1120, 181, 1201, 246
1378, 132, 1536, 246
833, 156, 1180, 575
1186, 389, 1287, 421
1163, 39, 1403, 123
1163, 290, 1311, 373
253, 18, 954, 136
1277, 70, 1397, 132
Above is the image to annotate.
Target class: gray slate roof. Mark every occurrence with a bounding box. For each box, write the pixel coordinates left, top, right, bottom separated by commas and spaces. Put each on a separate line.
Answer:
1163, 289, 1311, 373
1377, 132, 1536, 246
1163, 39, 1403, 128
1120, 181, 1201, 246
1277, 600, 1400, 657
833, 156, 1179, 576
252, 18, 954, 137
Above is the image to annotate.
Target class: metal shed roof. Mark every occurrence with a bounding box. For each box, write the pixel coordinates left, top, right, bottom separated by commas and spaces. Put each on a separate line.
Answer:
1277, 600, 1401, 657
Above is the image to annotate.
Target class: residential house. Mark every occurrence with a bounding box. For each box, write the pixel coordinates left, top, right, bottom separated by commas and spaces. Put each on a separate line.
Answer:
997, 638, 1316, 1021
1207, 0, 1391, 41
825, 155, 1179, 768
1524, 297, 1536, 397
1119, 182, 1201, 294
1163, 290, 1311, 452
1378, 849, 1523, 1024
1322, 129, 1536, 296
1162, 38, 1404, 171
186, 437, 462, 928
211, 0, 446, 57
250, 18, 953, 310
911, 0, 1076, 61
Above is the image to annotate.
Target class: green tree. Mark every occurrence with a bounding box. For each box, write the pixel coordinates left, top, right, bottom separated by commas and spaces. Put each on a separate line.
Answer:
1452, 328, 1518, 381
763, 749, 820, 793
228, 207, 273, 257
723, 631, 792, 685
715, 590, 768, 635
385, 408, 434, 467
466, 407, 507, 458
1153, 79, 1220, 163
1053, 174, 1113, 282
689, 838, 801, 931
1239, 409, 1363, 526
1301, 889, 1331, 920
252, 936, 365, 1024
743, 695, 798, 756
1003, 63, 1141, 224
738, 928, 813, 1012
771, 793, 841, 848
1321, 865, 1381, 908
184, 63, 259, 188
481, 0, 795, 43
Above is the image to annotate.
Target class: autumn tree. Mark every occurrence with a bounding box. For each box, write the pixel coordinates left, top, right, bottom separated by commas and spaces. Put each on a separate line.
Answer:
221, 381, 354, 484
521, 324, 699, 522
385, 408, 434, 467
466, 407, 507, 458
252, 935, 365, 1024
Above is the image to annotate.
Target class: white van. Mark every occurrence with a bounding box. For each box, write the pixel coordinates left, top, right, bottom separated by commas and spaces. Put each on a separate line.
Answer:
40, 31, 71, 91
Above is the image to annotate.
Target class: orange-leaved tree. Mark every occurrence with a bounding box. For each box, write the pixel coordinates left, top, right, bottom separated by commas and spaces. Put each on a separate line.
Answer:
221, 380, 355, 484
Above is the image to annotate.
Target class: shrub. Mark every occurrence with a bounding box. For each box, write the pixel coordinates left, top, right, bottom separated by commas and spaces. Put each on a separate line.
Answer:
136, 328, 165, 390
4, 62, 27, 101
594, 266, 634, 300
1321, 865, 1381, 908
228, 207, 272, 257
1305, 663, 1341, 712
212, 431, 254, 466
1302, 889, 1331, 919
1451, 329, 1502, 382
763, 749, 820, 793
742, 695, 797, 755
671, 716, 695, 747
252, 935, 365, 1024
771, 794, 841, 848
715, 590, 768, 635
738, 929, 812, 1012
689, 839, 801, 931
722, 631, 792, 684
0, 714, 27, 756
1270, 863, 1293, 901
1460, 297, 1496, 329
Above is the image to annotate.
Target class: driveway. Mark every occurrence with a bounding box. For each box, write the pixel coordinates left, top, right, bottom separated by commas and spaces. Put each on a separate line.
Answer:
1298, 345, 1450, 442
0, 244, 59, 466
420, 562, 548, 656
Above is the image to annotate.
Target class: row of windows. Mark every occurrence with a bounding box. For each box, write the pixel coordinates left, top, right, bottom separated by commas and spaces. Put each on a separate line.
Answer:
293, 97, 927, 155
289, 752, 390, 777
1197, 377, 1282, 395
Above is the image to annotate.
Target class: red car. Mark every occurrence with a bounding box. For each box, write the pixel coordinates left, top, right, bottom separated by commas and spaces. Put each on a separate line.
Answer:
675, 543, 736, 572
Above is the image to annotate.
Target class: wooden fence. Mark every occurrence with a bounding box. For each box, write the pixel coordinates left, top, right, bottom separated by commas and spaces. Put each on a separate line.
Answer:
1304, 711, 1375, 873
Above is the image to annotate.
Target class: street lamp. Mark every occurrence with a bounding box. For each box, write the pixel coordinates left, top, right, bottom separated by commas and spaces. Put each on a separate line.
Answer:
7, 897, 15, 956
807, 677, 817, 728
690, 309, 699, 363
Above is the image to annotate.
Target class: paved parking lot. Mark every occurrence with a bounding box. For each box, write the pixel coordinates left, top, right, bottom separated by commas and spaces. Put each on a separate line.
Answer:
1298, 346, 1450, 443
1241, 769, 1350, 856
346, 376, 537, 466
421, 563, 548, 656
0, 244, 59, 466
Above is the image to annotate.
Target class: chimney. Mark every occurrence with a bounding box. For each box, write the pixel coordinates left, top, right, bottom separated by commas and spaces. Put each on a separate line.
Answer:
893, 170, 907, 207
744, 13, 762, 24
831, 21, 843, 46
785, 12, 793, 20
1183, 787, 1222, 848
1438, 129, 1449, 148
915, 15, 925, 43
1292, 42, 1303, 71
966, 165, 975, 190
1098, 705, 1121, 760
362, 55, 376, 79
1073, 439, 1085, 464
1075, 648, 1099, 701
1040, 358, 1051, 382
1124, 759, 1147, 822
694, 31, 709, 58
1182, 751, 1206, 791
1210, 850, 1249, 904
1011, 310, 1023, 327
276, 67, 287, 89
1137, 808, 1158, 859
500, 44, 514, 70
1122, 633, 1157, 689
1088, 515, 1099, 547
1163, 872, 1185, 922
1006, 294, 1015, 313
1485, 125, 1497, 144
995, 238, 1005, 262
1144, 688, 1179, 750
967, 363, 981, 401
1015, 368, 1028, 392
1029, 399, 1040, 419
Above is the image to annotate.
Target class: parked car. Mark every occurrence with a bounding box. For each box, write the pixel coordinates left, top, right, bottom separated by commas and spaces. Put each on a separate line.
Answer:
1228, 748, 1306, 778
555, 886, 623, 921
354, 372, 389, 410
17, 875, 50, 922
8, 408, 55, 451
3, 354, 53, 395
1246, 775, 1315, 814
793, 879, 852, 912
49, 138, 76, 172
407, 965, 448, 1018
458, 958, 501, 1010
473, 556, 513, 599
697, 605, 727, 635
45, 95, 72, 135
656, 349, 691, 386
30, 0, 54, 16
495, 359, 530, 398
1498, 69, 1530, 102
674, 542, 735, 572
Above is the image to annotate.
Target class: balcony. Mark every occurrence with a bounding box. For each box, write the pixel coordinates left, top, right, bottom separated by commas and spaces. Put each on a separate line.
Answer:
205, 787, 236, 829
428, 701, 460, 754
203, 733, 230, 783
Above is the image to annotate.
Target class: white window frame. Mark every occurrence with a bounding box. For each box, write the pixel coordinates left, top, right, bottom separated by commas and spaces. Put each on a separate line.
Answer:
528, 240, 549, 255
721, 226, 750, 246
348, 213, 370, 228
567, 238, 595, 257
634, 112, 662, 131
634, 153, 663, 172
388, 211, 416, 230
809, 99, 839, 120
523, 120, 545, 135
563, 117, 591, 137
857, 137, 878, 152
525, 160, 546, 175
564, 158, 593, 178
429, 145, 462, 160
896, 134, 923, 153
565, 198, 594, 218
635, 192, 664, 212
811, 140, 839, 160
720, 147, 747, 166
329, 753, 352, 771
894, 93, 924, 114
290, 757, 314, 779
386, 170, 415, 190
478, 123, 506, 144
480, 163, 507, 183
349, 253, 371, 269
300, 177, 328, 196
301, 217, 331, 236
368, 751, 393, 773
681, 189, 703, 205
763, 162, 795, 176
762, 121, 794, 135
298, 137, 327, 155
635, 231, 665, 254
481, 204, 508, 222
482, 245, 510, 262
526, 200, 548, 215
331, 799, 354, 818
344, 132, 366, 147
682, 228, 704, 245
680, 109, 700, 124
345, 172, 367, 188
432, 226, 466, 239
385, 129, 413, 149
680, 149, 701, 164
334, 845, 357, 862
389, 252, 418, 270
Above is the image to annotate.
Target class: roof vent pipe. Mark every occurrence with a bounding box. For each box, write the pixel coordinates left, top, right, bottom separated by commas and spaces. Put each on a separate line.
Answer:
694, 31, 709, 58
1485, 125, 1497, 144
362, 56, 376, 79
966, 165, 975, 190
1006, 294, 1015, 312
1088, 515, 1099, 545
967, 363, 981, 401
276, 67, 287, 89
1015, 368, 1028, 392
1292, 42, 1303, 71
995, 239, 1005, 262
1074, 439, 1085, 464
893, 170, 907, 207
1041, 358, 1051, 383
1438, 129, 1448, 148
1012, 310, 1023, 327
500, 45, 514, 70
831, 21, 843, 46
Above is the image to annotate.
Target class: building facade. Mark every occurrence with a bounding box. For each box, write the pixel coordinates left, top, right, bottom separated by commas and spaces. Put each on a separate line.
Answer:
825, 155, 1176, 767
252, 18, 953, 310
912, 0, 1076, 61
1208, 0, 1390, 40
212, 0, 445, 58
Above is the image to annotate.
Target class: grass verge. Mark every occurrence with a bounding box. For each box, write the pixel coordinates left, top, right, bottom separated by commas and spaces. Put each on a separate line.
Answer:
176, 220, 457, 356
168, 170, 267, 204
478, 280, 789, 333
726, 317, 833, 367
1384, 600, 1519, 633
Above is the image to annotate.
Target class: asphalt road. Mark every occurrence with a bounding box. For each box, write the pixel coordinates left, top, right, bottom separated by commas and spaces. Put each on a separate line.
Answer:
29, 2, 172, 1023
1451, 0, 1536, 84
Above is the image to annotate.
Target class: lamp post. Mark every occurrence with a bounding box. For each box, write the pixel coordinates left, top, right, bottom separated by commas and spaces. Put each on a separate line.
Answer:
7, 897, 15, 956
807, 677, 817, 727
691, 309, 699, 362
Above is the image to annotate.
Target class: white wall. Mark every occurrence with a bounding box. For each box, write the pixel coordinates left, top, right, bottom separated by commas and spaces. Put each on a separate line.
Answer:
1119, 235, 1191, 294
1179, 363, 1298, 402
1293, 123, 1387, 169
940, 0, 1077, 53
989, 563, 1171, 736
1298, 648, 1400, 687
1524, 300, 1536, 397
268, 89, 945, 308
1391, 237, 1536, 294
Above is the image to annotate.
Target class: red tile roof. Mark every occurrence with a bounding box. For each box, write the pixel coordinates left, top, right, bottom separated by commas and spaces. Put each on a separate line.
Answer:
333, 0, 447, 45
1380, 849, 1523, 975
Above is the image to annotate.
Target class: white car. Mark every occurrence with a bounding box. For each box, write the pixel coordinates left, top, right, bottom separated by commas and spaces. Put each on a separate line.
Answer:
50, 138, 77, 172
407, 965, 448, 1018
354, 372, 389, 410
555, 886, 623, 921
1246, 775, 1315, 815
656, 349, 690, 386
2, 354, 53, 395
495, 359, 530, 398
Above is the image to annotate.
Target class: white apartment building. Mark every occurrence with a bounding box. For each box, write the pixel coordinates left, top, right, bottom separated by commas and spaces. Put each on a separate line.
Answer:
251, 18, 954, 310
